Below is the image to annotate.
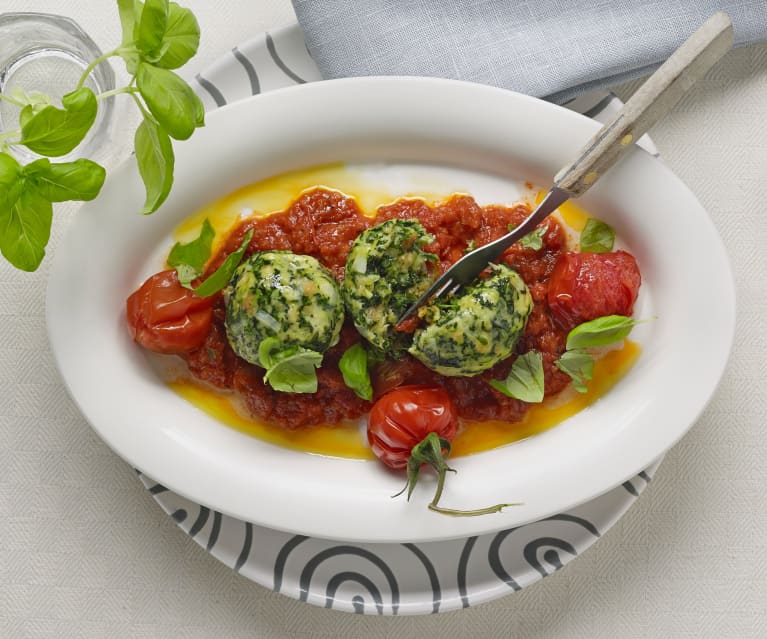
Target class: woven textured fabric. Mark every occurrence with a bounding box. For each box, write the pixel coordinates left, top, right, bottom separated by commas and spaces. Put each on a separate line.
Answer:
293, 0, 766, 102
2, 0, 767, 636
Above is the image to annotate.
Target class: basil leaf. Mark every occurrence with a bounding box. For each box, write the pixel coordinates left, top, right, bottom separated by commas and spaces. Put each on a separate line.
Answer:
192, 229, 253, 297
10, 88, 52, 109
154, 2, 200, 69
120, 49, 141, 76
23, 158, 106, 202
518, 226, 546, 250
554, 349, 594, 393
20, 87, 97, 156
167, 218, 215, 287
0, 189, 53, 272
488, 351, 544, 403
258, 337, 284, 369
19, 105, 35, 129
259, 337, 323, 394
137, 63, 202, 140
192, 85, 205, 127
566, 315, 643, 350
264, 352, 323, 393
117, 0, 139, 46
0, 152, 23, 210
580, 218, 615, 253
136, 0, 169, 60
134, 116, 174, 214
339, 343, 374, 401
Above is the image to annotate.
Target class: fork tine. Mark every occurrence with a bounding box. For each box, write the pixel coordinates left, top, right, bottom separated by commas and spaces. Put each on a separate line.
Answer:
447, 281, 462, 296
432, 275, 458, 299
397, 275, 455, 324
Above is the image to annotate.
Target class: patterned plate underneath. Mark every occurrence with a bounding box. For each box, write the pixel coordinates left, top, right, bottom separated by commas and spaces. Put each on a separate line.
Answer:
140, 23, 662, 615
140, 461, 659, 615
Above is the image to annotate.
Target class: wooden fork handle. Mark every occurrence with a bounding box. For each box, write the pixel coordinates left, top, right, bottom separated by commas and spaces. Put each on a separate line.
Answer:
554, 11, 733, 198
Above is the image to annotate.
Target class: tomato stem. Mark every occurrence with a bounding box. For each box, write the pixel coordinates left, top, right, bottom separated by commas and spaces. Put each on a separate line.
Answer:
398, 432, 522, 517
427, 501, 523, 517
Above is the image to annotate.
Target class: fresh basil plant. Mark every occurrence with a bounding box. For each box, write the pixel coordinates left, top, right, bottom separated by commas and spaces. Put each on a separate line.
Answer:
0, 0, 204, 272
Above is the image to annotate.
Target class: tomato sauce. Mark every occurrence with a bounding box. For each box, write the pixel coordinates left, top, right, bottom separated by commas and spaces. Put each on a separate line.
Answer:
183, 187, 576, 430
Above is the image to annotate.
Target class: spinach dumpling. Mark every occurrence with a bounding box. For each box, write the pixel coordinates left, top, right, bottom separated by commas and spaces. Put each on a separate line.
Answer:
408, 264, 532, 376
342, 219, 436, 356
225, 251, 344, 367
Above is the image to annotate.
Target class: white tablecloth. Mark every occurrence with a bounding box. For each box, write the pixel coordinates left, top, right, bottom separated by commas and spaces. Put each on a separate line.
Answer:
1, 1, 765, 637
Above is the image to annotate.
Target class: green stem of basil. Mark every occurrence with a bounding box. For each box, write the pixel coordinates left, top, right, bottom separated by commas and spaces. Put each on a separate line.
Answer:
397, 432, 520, 517
0, 93, 26, 108
129, 91, 154, 121
0, 2, 204, 273
117, 45, 141, 60
0, 129, 21, 153
96, 86, 139, 102
75, 48, 122, 90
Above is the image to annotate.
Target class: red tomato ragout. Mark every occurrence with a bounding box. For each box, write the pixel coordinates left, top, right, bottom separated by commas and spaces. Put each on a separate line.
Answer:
165, 187, 639, 429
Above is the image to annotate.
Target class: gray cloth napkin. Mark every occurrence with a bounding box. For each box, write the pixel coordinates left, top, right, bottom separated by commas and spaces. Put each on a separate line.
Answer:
292, 0, 766, 103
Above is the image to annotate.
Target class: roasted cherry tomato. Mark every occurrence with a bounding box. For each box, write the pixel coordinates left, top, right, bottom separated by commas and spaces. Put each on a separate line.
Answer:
548, 250, 641, 331
368, 384, 458, 469
367, 384, 512, 516
126, 269, 214, 354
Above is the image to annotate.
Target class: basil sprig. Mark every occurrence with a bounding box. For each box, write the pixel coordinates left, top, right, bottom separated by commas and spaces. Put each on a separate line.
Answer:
166, 219, 252, 297
0, 0, 204, 272
122, 0, 205, 214
488, 315, 644, 399
508, 223, 546, 250
19, 87, 97, 157
134, 117, 175, 215
167, 218, 215, 286
566, 315, 644, 350
192, 230, 253, 298
580, 218, 615, 253
555, 315, 645, 392
259, 337, 324, 394
338, 342, 386, 401
0, 152, 105, 270
554, 349, 594, 393
339, 343, 373, 400
489, 351, 545, 403
518, 226, 546, 250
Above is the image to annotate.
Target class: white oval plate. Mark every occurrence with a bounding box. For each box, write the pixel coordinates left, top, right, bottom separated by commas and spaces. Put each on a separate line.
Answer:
141, 25, 663, 615
47, 76, 734, 543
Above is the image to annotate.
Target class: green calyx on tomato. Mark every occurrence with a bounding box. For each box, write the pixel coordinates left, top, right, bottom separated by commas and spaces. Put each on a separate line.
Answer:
397, 431, 521, 517
396, 431, 453, 501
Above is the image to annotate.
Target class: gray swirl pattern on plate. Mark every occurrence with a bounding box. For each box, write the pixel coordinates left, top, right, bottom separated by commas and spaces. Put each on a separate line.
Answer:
139, 459, 659, 615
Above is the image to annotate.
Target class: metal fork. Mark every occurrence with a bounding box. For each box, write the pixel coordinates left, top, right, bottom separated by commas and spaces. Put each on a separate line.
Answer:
397, 11, 733, 324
